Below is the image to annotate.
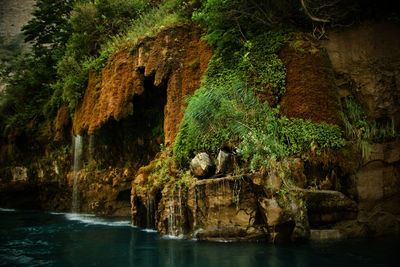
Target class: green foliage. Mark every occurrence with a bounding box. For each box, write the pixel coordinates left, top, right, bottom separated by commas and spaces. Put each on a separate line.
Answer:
279, 117, 345, 155
122, 0, 184, 45
67, 0, 151, 58
173, 80, 345, 170
204, 30, 289, 98
192, 0, 300, 49
339, 96, 397, 159
239, 32, 288, 96
143, 151, 174, 190
52, 0, 183, 113
0, 34, 25, 64
173, 24, 345, 171
51, 0, 153, 112
1, 52, 60, 135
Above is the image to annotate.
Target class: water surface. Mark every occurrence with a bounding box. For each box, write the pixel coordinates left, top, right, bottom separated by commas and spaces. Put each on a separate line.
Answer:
0, 208, 398, 266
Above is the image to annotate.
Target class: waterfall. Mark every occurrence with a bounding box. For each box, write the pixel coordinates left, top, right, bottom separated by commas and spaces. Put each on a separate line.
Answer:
167, 186, 185, 236
168, 195, 175, 235
72, 135, 83, 213
146, 193, 155, 229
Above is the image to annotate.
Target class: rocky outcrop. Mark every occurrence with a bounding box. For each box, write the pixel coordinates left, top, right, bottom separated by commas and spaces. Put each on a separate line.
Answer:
323, 21, 400, 128
316, 21, 400, 239
131, 171, 313, 242
73, 24, 213, 146
10, 166, 28, 182
54, 104, 71, 142
1, 23, 213, 216
70, 168, 133, 216
1, 17, 399, 244
301, 189, 358, 225
187, 176, 266, 242
355, 140, 400, 230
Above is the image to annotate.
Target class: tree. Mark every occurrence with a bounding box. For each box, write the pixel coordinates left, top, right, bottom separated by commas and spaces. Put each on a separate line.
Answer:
22, 0, 75, 56
0, 0, 76, 135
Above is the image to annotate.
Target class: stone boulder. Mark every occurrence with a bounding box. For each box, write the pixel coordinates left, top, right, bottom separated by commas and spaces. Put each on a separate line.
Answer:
216, 150, 233, 175
190, 153, 214, 178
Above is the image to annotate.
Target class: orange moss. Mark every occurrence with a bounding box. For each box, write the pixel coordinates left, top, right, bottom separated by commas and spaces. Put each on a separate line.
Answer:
73, 24, 213, 145
279, 39, 340, 125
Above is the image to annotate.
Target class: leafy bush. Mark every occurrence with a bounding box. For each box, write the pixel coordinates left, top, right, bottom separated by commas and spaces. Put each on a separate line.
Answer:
238, 32, 288, 96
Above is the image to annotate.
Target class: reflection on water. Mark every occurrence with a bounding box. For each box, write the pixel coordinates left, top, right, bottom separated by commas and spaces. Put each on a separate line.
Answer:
0, 209, 398, 267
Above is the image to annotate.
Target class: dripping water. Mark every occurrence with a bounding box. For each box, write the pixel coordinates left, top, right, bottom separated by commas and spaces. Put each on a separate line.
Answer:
194, 187, 198, 229
178, 186, 183, 235
168, 195, 175, 235
72, 135, 83, 213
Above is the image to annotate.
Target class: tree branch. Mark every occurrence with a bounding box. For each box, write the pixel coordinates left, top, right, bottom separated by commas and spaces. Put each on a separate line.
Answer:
300, 0, 330, 23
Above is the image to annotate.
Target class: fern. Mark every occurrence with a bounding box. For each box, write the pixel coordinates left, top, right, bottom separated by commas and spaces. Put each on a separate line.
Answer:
339, 96, 397, 160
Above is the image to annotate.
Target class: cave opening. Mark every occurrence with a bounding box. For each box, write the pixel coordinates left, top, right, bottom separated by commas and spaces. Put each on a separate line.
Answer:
89, 73, 168, 170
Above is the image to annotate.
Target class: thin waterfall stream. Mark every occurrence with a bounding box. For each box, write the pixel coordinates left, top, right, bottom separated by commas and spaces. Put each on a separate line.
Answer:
72, 135, 83, 213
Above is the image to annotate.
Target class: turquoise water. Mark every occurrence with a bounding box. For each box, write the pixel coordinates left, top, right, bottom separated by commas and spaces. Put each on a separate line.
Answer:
0, 208, 398, 267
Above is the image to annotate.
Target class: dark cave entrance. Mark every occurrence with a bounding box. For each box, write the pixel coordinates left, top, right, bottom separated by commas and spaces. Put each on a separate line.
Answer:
89, 73, 168, 170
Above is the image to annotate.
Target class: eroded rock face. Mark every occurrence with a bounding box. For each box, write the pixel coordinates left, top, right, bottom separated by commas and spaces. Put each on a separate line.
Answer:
73, 24, 213, 146
131, 173, 312, 242
190, 153, 214, 178
355, 140, 400, 231
71, 168, 133, 216
1, 24, 213, 216
323, 21, 400, 128
187, 176, 265, 241
301, 189, 358, 225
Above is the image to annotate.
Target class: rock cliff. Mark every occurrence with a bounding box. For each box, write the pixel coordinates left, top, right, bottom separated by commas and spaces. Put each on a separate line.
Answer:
0, 20, 399, 243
